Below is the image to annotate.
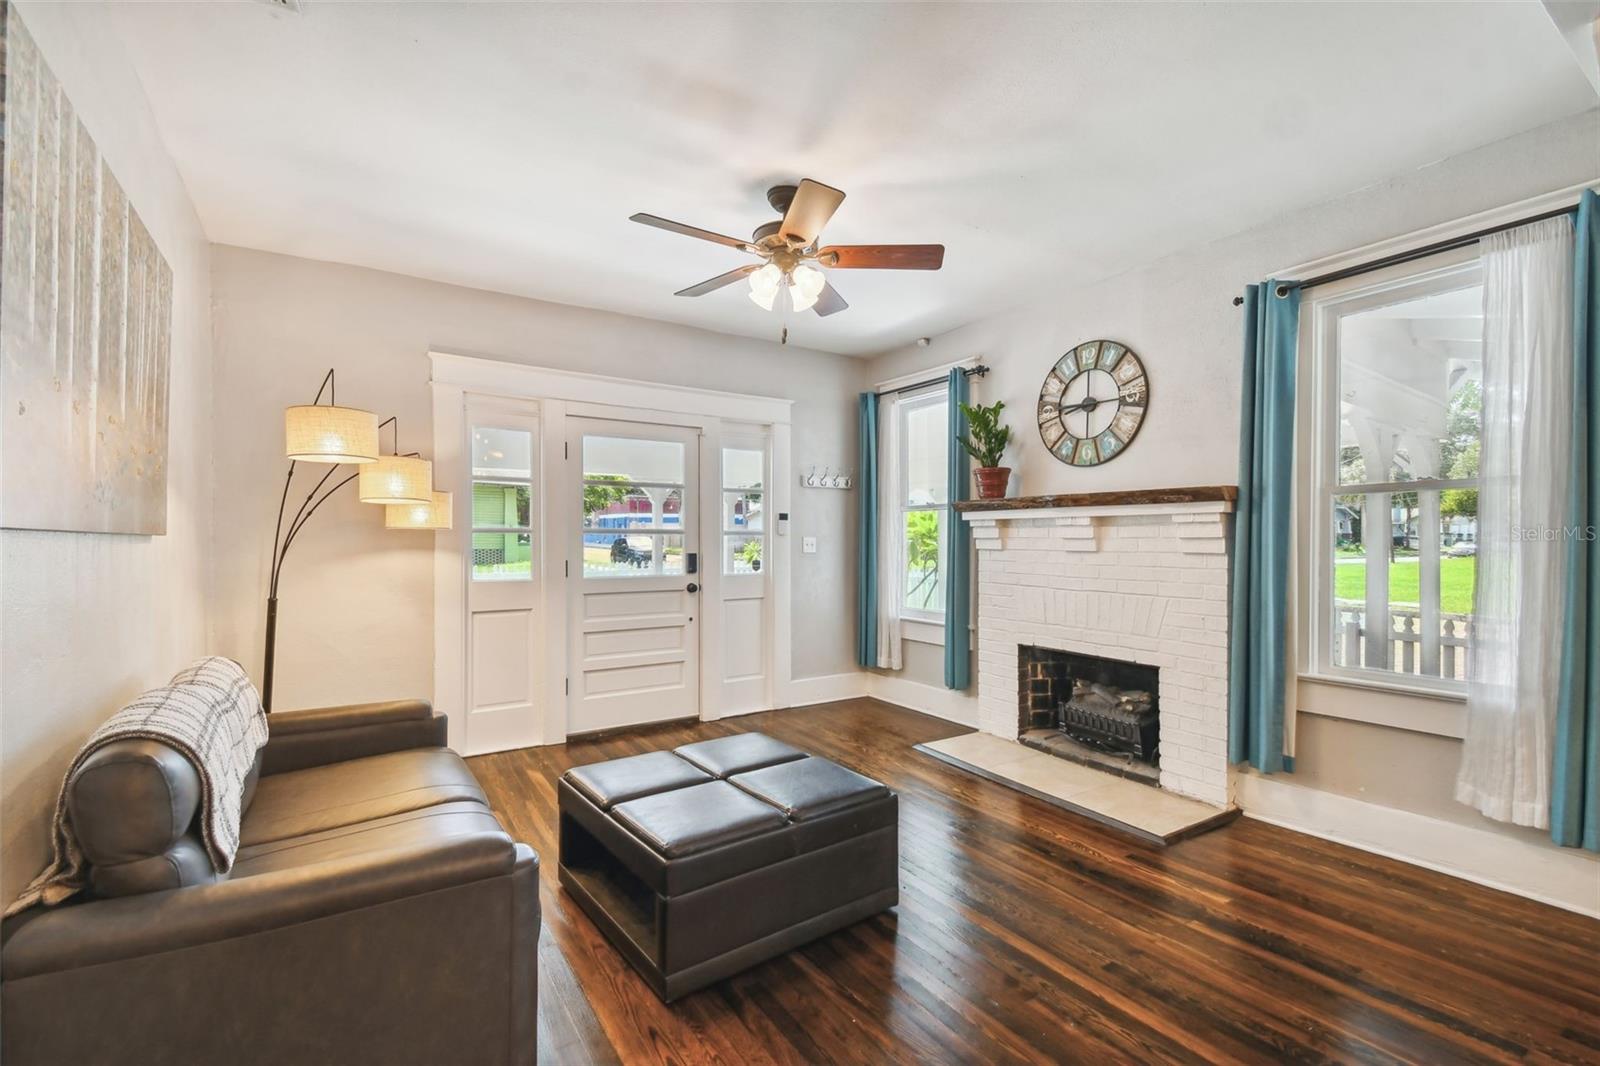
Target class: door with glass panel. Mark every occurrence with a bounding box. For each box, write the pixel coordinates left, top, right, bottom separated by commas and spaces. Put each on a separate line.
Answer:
568, 419, 700, 731
466, 416, 541, 754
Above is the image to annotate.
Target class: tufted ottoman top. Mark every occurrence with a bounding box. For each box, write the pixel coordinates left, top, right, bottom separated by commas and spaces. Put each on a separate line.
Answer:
562, 733, 888, 859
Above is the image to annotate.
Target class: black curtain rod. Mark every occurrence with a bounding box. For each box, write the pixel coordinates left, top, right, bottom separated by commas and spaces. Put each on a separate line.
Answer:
1231, 203, 1580, 306
879, 364, 988, 397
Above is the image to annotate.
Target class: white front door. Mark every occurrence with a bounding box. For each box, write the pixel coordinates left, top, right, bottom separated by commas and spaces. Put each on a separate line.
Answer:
464, 411, 542, 754
567, 418, 701, 732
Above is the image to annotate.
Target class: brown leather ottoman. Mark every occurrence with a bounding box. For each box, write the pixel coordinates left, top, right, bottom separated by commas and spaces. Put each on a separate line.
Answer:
557, 733, 899, 1001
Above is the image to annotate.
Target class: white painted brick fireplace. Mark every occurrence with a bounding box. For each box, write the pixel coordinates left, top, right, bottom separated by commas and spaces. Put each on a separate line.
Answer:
962, 497, 1235, 807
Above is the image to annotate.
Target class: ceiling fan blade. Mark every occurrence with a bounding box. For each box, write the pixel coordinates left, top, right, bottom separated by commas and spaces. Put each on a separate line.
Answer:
674, 264, 760, 297
812, 281, 849, 318
630, 213, 758, 253
780, 179, 845, 246
816, 244, 944, 270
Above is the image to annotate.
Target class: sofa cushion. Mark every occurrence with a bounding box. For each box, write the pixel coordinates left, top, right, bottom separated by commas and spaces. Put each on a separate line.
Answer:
68, 739, 201, 866
232, 800, 510, 879
610, 781, 787, 859
673, 733, 807, 779
240, 748, 487, 847
563, 750, 710, 811
729, 756, 888, 821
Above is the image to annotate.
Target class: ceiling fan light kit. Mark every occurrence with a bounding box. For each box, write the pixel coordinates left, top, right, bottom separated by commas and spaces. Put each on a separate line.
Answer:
630, 177, 946, 328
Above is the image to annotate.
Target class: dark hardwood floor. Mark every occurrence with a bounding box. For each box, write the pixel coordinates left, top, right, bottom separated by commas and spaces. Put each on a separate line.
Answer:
469, 699, 1600, 1065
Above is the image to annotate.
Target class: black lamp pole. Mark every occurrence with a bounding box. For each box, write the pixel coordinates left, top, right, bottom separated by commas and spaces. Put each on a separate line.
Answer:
262, 370, 401, 711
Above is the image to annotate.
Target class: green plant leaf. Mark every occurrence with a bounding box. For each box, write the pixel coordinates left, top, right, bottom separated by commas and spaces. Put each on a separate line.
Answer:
956, 399, 1010, 468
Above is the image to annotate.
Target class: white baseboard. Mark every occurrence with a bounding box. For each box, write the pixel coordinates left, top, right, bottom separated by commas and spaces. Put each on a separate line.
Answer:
867, 673, 979, 727
781, 672, 869, 708
1235, 774, 1600, 918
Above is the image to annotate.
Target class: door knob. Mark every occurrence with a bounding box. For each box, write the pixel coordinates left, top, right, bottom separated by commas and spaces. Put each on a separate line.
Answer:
686, 583, 699, 594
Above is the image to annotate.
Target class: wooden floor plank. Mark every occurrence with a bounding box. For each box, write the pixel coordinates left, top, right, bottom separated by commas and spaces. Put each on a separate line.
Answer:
469, 698, 1600, 1066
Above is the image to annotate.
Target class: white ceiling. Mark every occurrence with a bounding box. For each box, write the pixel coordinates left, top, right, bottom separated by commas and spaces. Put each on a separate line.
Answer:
107, 2, 1593, 356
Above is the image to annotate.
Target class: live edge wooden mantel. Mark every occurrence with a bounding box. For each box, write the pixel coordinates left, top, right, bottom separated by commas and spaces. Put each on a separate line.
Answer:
952, 485, 1239, 513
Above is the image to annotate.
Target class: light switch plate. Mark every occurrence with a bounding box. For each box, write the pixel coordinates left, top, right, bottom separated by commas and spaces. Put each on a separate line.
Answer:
802, 536, 818, 554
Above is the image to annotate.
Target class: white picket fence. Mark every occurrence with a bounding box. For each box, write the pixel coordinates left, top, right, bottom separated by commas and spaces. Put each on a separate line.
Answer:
1335, 604, 1471, 681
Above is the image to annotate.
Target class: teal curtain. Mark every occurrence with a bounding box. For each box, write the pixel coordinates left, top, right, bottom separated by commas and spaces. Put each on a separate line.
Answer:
1553, 190, 1600, 852
1228, 280, 1300, 773
944, 369, 972, 689
856, 392, 880, 668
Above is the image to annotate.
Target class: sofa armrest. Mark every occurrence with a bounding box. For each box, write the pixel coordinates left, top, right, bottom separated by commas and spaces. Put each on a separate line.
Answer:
1, 830, 524, 981
261, 699, 448, 775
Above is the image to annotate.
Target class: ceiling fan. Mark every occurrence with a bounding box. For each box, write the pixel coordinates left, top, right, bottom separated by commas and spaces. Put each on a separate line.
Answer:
629, 179, 944, 319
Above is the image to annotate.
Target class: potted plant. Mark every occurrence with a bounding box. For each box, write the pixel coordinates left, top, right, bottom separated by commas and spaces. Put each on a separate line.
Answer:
957, 400, 1013, 499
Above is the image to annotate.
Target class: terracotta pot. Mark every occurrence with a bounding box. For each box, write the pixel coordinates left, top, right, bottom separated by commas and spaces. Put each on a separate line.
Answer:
974, 466, 1011, 499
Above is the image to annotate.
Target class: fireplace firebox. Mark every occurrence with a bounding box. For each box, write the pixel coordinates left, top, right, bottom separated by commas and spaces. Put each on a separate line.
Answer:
1017, 644, 1160, 785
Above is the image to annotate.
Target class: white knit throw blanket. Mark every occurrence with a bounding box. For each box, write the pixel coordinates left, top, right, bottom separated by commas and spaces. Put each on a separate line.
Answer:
6, 657, 269, 916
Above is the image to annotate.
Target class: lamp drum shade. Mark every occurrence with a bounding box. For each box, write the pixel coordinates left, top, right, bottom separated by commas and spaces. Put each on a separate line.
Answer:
385, 490, 453, 530
358, 455, 433, 505
285, 405, 380, 463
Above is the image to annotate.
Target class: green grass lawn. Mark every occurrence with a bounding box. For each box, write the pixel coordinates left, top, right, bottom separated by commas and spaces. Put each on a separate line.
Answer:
1334, 556, 1476, 614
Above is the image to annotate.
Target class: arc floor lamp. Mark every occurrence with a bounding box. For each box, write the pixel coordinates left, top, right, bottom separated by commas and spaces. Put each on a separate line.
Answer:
265, 369, 451, 710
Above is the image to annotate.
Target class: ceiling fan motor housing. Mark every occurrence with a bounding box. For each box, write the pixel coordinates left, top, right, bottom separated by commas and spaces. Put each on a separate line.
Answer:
765, 184, 799, 214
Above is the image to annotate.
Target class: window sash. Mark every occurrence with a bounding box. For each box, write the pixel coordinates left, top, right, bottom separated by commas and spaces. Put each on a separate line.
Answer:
1303, 254, 1482, 698
897, 390, 948, 510
900, 502, 946, 622
721, 444, 767, 578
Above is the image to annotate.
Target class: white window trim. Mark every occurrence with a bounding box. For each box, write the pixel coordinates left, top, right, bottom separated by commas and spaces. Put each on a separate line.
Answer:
1295, 247, 1479, 733
894, 386, 949, 626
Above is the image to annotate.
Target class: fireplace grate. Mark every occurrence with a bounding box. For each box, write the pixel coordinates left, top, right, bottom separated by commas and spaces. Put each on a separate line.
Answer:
1057, 680, 1159, 762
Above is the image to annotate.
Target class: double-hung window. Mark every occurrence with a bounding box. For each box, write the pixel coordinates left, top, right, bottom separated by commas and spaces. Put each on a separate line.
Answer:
1302, 251, 1482, 695
897, 388, 949, 624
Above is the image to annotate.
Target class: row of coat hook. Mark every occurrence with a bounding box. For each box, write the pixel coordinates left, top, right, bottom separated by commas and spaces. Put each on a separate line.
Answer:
801, 467, 853, 490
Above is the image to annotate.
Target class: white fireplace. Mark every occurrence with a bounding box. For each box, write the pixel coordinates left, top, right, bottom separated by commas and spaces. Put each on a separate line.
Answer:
960, 491, 1235, 807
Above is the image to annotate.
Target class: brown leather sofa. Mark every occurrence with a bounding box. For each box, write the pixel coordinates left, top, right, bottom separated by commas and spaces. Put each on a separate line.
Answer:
1, 700, 539, 1065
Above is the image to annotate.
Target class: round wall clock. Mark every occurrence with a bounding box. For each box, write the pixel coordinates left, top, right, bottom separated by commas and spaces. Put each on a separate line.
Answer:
1037, 340, 1149, 466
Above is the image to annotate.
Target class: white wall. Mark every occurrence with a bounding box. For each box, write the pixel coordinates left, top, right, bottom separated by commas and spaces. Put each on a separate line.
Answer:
860, 111, 1600, 898
866, 110, 1597, 691
868, 111, 1599, 495
208, 247, 860, 712
0, 2, 214, 906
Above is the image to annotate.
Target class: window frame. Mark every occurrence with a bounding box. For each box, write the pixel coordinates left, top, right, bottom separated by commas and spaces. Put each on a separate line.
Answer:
577, 434, 688, 579
720, 441, 767, 578
1298, 248, 1481, 702
469, 426, 537, 583
895, 386, 949, 626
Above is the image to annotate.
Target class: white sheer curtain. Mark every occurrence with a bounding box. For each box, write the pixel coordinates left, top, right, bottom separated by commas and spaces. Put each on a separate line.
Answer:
1456, 216, 1574, 827
875, 393, 904, 670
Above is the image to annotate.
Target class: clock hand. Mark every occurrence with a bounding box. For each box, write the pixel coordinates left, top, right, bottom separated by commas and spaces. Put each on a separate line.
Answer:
1058, 395, 1115, 414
